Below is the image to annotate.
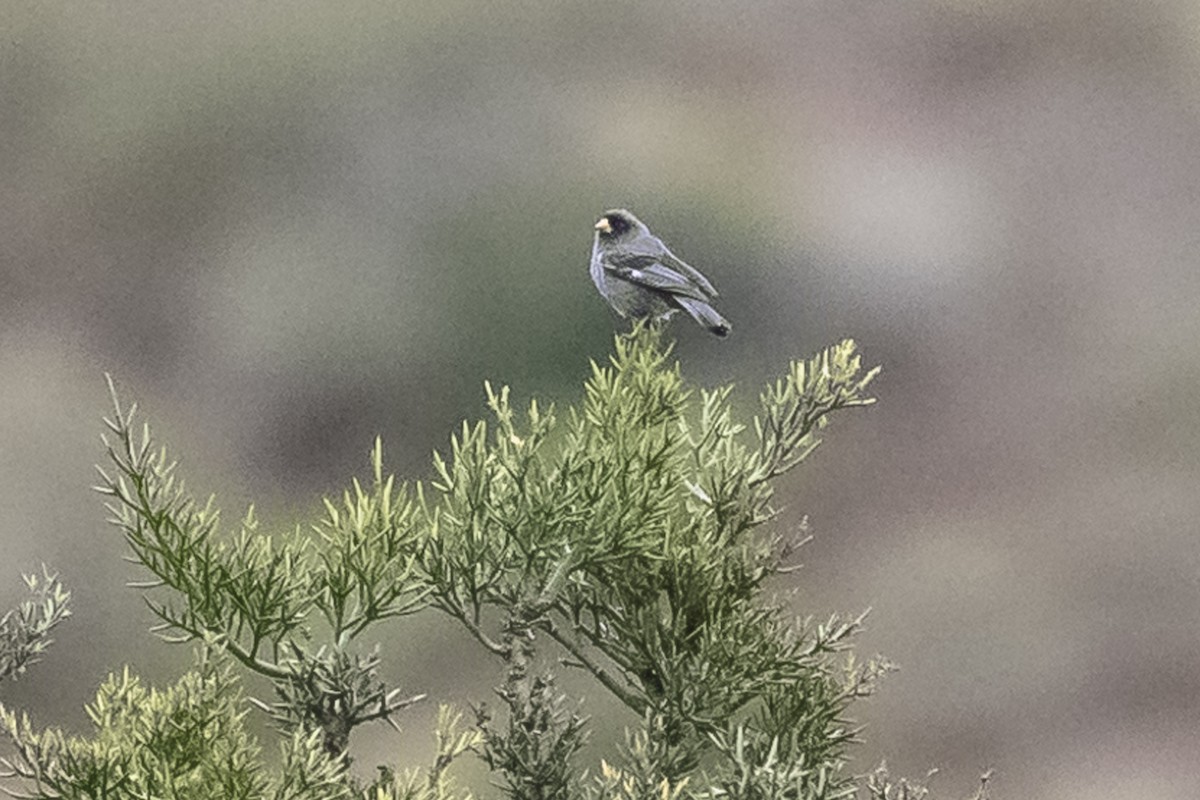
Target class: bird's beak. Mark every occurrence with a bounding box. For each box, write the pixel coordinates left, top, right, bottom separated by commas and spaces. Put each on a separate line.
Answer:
594, 218, 612, 234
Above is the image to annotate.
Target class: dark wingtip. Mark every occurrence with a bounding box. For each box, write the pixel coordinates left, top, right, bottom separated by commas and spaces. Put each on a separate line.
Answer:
709, 324, 730, 337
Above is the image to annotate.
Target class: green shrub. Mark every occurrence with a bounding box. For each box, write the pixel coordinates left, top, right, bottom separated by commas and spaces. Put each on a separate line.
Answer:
1, 325, 988, 800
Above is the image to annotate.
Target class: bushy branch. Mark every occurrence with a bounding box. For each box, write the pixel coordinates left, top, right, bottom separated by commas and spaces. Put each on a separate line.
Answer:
2, 324, 913, 800
416, 324, 882, 789
475, 615, 589, 800
0, 649, 273, 799
0, 651, 476, 800
93, 379, 430, 761
0, 570, 70, 682
313, 441, 431, 640
249, 641, 426, 758
95, 387, 308, 678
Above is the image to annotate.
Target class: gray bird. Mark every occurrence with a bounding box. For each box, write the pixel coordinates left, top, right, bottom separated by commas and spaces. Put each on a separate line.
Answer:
590, 209, 731, 337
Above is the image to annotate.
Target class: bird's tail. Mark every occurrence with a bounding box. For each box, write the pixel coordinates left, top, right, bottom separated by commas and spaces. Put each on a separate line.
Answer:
675, 296, 731, 337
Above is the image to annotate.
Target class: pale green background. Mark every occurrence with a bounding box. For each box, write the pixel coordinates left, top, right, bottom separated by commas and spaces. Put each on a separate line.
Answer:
2, 2, 1198, 798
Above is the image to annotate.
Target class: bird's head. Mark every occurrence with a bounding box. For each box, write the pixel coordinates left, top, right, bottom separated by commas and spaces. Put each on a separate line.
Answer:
594, 209, 644, 242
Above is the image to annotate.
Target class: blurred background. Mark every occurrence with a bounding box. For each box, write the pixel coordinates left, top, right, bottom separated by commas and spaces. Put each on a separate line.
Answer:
2, 1, 1198, 797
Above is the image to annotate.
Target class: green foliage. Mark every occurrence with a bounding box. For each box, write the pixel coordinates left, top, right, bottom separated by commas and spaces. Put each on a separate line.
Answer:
93, 385, 428, 755
0, 324, 964, 800
1, 650, 304, 799
417, 326, 881, 794
0, 570, 71, 682
0, 649, 476, 800
475, 646, 588, 800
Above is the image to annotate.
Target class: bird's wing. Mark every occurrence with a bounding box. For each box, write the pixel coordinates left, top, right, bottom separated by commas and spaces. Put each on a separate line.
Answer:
611, 236, 719, 298
658, 250, 718, 298
604, 252, 714, 301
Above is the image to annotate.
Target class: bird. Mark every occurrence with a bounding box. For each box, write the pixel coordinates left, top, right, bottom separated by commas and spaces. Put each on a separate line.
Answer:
590, 209, 731, 337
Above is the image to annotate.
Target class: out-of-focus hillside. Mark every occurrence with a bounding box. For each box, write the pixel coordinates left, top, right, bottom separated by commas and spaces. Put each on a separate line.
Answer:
3, 3, 1199, 797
